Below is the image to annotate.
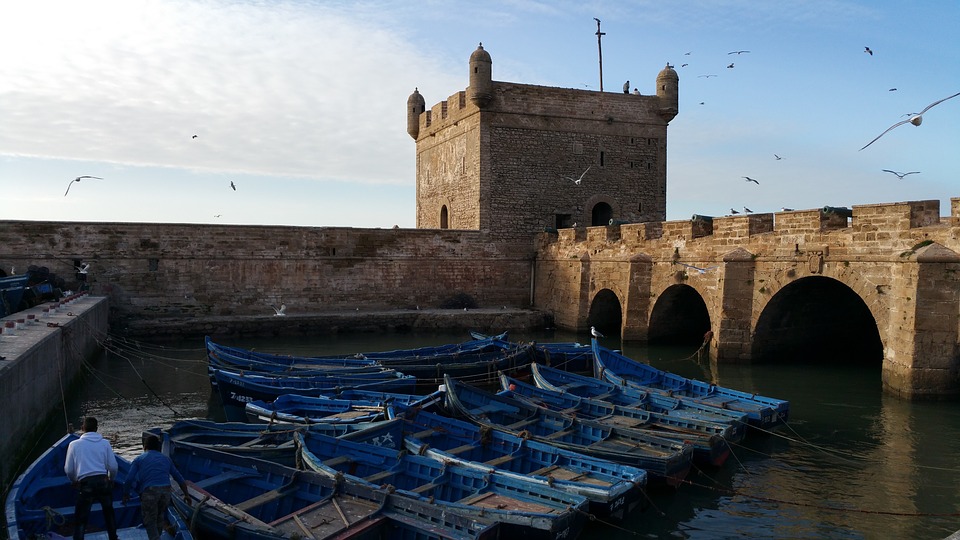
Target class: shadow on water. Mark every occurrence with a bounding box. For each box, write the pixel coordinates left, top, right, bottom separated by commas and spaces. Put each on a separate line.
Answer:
14, 330, 960, 539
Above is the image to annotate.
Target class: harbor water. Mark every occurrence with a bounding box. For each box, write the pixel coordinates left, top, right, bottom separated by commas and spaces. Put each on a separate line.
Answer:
18, 329, 960, 540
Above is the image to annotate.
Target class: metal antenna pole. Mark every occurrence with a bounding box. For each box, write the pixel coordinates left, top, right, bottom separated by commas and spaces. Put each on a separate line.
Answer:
594, 18, 605, 92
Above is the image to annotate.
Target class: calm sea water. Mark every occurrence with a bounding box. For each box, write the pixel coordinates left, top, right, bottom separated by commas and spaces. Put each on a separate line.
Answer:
21, 329, 960, 540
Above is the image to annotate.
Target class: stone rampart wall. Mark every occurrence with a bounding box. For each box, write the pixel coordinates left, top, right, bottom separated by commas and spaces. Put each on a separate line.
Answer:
0, 222, 534, 331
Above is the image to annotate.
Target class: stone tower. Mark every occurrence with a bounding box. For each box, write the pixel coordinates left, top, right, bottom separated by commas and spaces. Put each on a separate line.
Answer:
408, 44, 678, 241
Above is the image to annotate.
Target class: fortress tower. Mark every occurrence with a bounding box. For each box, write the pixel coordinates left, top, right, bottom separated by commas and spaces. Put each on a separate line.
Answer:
408, 44, 678, 240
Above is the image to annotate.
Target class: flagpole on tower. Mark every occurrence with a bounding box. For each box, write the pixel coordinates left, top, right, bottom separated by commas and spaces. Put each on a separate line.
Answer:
594, 18, 605, 92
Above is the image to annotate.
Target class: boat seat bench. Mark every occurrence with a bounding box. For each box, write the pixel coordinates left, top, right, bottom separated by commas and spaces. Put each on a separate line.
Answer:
192, 469, 257, 489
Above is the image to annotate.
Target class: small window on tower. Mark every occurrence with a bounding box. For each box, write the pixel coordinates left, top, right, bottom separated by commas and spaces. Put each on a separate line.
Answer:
600, 151, 605, 166
638, 202, 643, 213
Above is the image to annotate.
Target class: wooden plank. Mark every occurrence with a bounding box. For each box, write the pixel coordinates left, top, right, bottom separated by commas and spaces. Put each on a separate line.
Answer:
323, 456, 354, 468
192, 470, 255, 489
443, 443, 478, 455
410, 482, 440, 495
483, 454, 516, 467
188, 486, 274, 530
234, 486, 290, 512
363, 470, 396, 484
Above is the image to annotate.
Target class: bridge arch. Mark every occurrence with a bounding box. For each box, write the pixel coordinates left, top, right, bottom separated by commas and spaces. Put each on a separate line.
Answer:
648, 284, 711, 346
752, 276, 882, 364
588, 288, 622, 338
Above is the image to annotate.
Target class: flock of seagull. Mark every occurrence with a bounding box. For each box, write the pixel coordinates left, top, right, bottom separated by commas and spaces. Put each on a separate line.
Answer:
674, 47, 958, 217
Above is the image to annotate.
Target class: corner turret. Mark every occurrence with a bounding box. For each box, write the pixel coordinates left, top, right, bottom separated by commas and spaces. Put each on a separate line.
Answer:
468, 43, 493, 108
407, 88, 426, 140
656, 63, 679, 122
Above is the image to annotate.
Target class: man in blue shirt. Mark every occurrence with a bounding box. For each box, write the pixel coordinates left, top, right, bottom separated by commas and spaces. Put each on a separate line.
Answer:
122, 434, 189, 540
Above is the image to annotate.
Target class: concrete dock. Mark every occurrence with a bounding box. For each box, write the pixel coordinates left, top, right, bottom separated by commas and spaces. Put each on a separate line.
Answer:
0, 293, 108, 491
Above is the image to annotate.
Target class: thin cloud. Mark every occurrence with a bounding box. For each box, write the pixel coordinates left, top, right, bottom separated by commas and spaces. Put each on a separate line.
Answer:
0, 0, 461, 185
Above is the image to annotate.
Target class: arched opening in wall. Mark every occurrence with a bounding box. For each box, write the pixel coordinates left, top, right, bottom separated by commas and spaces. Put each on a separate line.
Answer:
588, 289, 622, 338
753, 276, 882, 365
591, 202, 613, 227
440, 206, 449, 229
648, 284, 711, 346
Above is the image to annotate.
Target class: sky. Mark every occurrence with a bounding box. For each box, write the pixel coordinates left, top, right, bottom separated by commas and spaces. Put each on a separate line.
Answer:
1, 0, 958, 228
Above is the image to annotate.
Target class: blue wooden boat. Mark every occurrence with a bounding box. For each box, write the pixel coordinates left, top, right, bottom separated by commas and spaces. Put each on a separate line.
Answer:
155, 420, 396, 468
295, 424, 590, 540
211, 367, 417, 421
591, 339, 790, 429
499, 373, 734, 466
244, 391, 443, 426
206, 334, 535, 384
5, 432, 192, 540
442, 375, 693, 487
530, 363, 751, 428
0, 274, 29, 318
392, 407, 648, 520
469, 332, 594, 374
244, 396, 393, 426
162, 436, 498, 540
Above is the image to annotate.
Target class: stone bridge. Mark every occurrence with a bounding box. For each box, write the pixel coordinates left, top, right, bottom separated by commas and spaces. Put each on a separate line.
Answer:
533, 198, 960, 399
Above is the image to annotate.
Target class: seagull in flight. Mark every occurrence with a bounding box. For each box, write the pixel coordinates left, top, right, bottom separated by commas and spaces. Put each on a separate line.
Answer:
774, 154, 783, 160
230, 181, 237, 191
728, 50, 750, 55
727, 63, 735, 69
270, 304, 286, 316
192, 135, 198, 139
562, 166, 591, 185
75, 263, 90, 274
590, 326, 604, 339
859, 91, 960, 150
743, 176, 759, 184
698, 74, 717, 78
64, 176, 102, 196
675, 261, 718, 274
864, 46, 873, 56
882, 169, 920, 180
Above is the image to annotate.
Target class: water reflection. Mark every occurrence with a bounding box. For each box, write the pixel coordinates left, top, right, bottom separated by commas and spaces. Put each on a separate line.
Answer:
24, 331, 960, 539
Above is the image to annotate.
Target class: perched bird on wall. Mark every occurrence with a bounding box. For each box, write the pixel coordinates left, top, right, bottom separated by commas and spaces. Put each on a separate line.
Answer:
623, 80, 630, 94
631, 88, 640, 95
744, 207, 753, 213
674, 261, 718, 274
743, 176, 760, 184
859, 91, 960, 150
730, 208, 740, 214
865, 46, 873, 55
882, 169, 920, 180
781, 207, 795, 212
591, 326, 604, 338
64, 175, 101, 196
230, 181, 236, 191
270, 304, 286, 316
562, 166, 591, 185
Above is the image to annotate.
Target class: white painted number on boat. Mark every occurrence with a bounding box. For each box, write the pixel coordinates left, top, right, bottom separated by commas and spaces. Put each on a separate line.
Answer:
229, 392, 254, 403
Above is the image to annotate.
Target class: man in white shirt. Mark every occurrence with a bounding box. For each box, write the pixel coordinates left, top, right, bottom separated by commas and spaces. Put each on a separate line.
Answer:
64, 417, 119, 540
